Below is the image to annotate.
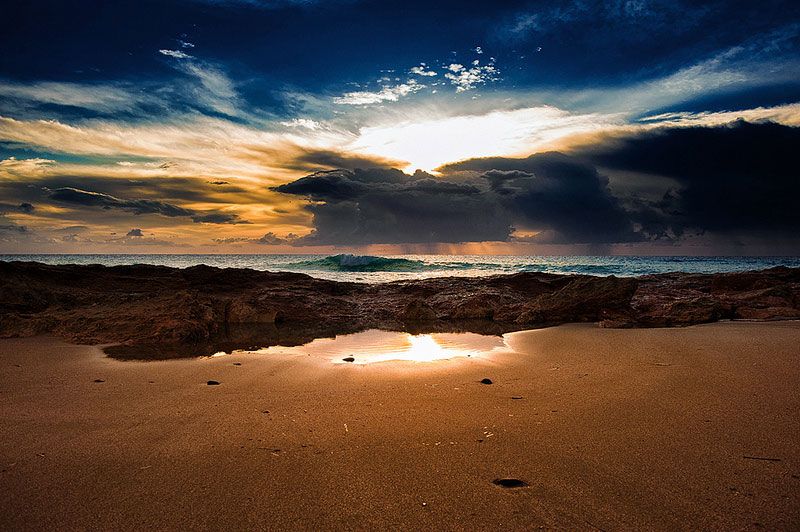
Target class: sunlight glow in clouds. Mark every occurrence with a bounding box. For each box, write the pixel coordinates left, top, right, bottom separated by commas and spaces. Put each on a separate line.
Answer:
348, 106, 619, 171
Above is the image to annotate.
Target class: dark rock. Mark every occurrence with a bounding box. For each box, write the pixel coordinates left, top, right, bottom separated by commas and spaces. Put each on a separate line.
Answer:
480, 378, 493, 385
342, 356, 355, 362
492, 478, 529, 488
226, 296, 279, 324
516, 276, 638, 324
402, 299, 437, 321
451, 294, 497, 319
207, 380, 221, 386
233, 362, 242, 366
93, 379, 105, 383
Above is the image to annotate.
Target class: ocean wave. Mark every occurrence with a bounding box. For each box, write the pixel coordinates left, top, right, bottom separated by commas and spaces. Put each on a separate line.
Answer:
287, 254, 431, 272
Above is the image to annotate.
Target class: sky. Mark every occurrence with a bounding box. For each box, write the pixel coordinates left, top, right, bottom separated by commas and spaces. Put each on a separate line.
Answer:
1, 0, 799, 255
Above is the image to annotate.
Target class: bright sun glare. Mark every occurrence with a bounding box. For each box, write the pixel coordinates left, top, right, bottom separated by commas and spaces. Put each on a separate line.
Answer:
348, 106, 610, 172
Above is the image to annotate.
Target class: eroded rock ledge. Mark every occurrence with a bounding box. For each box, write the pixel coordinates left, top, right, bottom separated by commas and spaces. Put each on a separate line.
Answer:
1, 261, 799, 359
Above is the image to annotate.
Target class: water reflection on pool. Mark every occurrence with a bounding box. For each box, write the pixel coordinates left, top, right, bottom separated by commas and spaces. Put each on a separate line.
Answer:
232, 329, 510, 364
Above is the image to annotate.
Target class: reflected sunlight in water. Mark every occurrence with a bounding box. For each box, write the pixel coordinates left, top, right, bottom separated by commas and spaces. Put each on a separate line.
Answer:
234, 329, 510, 365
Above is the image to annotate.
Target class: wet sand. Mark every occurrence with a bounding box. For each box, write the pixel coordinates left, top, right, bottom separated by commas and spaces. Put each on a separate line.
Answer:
1, 322, 799, 530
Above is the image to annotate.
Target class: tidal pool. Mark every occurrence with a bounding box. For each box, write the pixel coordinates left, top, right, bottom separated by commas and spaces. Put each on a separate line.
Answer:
226, 329, 511, 364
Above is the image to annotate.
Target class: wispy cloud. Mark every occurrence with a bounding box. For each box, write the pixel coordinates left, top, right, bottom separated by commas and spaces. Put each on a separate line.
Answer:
157, 49, 241, 116
159, 49, 194, 59
334, 79, 425, 105
0, 80, 156, 115
495, 0, 703, 43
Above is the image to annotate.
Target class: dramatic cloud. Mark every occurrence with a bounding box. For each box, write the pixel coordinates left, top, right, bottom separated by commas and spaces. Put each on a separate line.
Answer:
479, 153, 638, 243
273, 168, 513, 244
272, 153, 640, 245
1, 0, 799, 252
440, 120, 800, 244
574, 121, 800, 238
438, 152, 639, 243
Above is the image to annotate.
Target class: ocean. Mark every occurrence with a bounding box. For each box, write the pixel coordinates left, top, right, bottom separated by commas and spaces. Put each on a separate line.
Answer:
3, 254, 799, 283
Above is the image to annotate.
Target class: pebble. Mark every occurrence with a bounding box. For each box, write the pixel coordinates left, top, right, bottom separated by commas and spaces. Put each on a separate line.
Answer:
492, 478, 529, 488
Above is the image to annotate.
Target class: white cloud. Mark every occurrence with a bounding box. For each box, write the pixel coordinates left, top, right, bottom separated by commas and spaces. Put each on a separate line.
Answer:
409, 63, 437, 77
0, 156, 56, 177
280, 118, 323, 130
444, 61, 499, 92
159, 49, 194, 59
333, 80, 425, 105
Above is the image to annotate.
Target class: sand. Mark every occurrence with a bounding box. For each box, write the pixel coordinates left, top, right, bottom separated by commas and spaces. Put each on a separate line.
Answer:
1, 322, 799, 530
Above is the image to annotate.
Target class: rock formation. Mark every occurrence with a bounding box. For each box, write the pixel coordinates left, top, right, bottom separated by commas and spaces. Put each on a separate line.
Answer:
1, 261, 798, 358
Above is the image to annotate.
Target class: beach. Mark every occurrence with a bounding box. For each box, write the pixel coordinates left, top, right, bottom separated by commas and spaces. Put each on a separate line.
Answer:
2, 321, 798, 530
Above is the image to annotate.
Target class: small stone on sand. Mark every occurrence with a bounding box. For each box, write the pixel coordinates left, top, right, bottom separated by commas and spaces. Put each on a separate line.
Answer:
342, 357, 355, 362
480, 378, 493, 385
93, 379, 105, 383
207, 380, 221, 386
492, 478, 529, 488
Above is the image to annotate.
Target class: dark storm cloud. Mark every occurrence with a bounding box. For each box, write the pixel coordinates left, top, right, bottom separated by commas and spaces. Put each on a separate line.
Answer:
274, 120, 800, 247
273, 168, 513, 244
573, 121, 800, 238
272, 155, 638, 245
49, 187, 195, 217
0, 202, 34, 214
439, 153, 639, 243
48, 187, 246, 224
190, 213, 245, 224
476, 153, 638, 244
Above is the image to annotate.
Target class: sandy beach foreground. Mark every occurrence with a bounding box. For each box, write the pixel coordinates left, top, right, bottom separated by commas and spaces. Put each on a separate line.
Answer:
1, 322, 799, 530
